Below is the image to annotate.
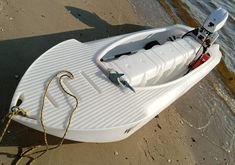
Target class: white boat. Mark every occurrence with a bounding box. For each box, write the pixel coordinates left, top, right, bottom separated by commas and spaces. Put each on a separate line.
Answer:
10, 8, 228, 142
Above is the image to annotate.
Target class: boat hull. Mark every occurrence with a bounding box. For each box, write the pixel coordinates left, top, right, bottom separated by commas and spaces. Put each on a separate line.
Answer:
10, 25, 222, 142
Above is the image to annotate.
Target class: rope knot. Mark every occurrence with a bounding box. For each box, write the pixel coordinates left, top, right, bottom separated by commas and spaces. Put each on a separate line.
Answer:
11, 106, 20, 113
11, 106, 28, 117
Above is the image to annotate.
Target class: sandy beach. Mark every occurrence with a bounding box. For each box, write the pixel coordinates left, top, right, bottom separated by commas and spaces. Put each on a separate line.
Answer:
0, 0, 234, 164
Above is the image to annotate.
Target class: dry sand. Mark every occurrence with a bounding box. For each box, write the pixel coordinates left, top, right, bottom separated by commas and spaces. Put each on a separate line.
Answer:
0, 0, 233, 164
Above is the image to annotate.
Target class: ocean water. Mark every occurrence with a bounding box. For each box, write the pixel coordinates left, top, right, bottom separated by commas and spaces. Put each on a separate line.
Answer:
129, 0, 235, 163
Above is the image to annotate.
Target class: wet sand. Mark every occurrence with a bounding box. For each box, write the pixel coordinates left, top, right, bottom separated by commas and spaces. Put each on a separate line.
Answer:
0, 0, 234, 164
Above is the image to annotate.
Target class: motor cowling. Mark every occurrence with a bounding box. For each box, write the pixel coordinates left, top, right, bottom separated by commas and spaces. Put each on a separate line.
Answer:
203, 8, 228, 33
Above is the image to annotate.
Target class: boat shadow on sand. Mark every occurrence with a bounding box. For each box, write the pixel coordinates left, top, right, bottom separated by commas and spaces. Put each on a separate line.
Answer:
0, 6, 150, 160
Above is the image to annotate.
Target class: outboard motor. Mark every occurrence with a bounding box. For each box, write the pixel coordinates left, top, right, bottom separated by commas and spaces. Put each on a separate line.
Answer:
190, 8, 228, 49
185, 8, 228, 73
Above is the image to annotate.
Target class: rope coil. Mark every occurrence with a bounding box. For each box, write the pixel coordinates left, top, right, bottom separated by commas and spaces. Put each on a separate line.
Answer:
0, 70, 79, 164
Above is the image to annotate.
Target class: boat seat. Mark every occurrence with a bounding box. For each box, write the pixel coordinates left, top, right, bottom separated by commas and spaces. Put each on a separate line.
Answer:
104, 37, 200, 86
